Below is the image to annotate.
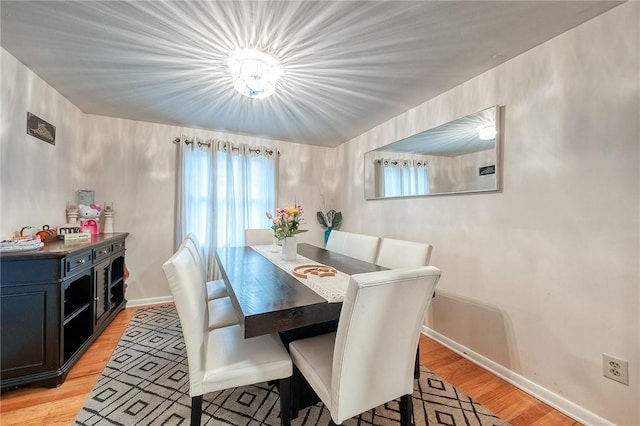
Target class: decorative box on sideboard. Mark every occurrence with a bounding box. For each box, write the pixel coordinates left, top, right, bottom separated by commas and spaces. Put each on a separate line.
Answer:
0, 233, 129, 390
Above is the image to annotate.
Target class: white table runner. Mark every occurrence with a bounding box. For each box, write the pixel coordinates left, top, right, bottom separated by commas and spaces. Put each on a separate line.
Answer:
250, 245, 350, 303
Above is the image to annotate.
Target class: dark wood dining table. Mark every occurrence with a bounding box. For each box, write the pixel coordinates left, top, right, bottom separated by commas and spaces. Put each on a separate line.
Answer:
215, 243, 387, 340
216, 242, 421, 415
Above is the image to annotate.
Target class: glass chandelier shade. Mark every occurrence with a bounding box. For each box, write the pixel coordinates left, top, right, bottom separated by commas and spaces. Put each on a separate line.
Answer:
227, 49, 283, 99
476, 123, 497, 140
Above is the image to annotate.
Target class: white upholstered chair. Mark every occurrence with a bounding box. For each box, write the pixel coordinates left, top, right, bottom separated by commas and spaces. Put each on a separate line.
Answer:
376, 237, 434, 379
204, 295, 239, 331
289, 266, 441, 425
183, 234, 237, 330
162, 245, 293, 426
375, 238, 432, 269
245, 228, 275, 245
325, 229, 348, 252
184, 233, 228, 301
326, 230, 381, 263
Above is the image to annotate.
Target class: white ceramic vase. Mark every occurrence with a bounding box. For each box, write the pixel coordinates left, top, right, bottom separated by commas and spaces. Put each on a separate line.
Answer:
103, 211, 114, 233
281, 236, 297, 260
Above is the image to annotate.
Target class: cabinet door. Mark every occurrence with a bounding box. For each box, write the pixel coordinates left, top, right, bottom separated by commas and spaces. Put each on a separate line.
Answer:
0, 283, 60, 380
93, 260, 110, 331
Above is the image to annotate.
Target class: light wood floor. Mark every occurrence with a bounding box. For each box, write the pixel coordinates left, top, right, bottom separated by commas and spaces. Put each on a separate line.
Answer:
0, 306, 580, 426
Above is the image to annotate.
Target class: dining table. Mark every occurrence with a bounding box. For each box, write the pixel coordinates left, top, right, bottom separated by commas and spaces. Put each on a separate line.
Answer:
216, 242, 421, 415
215, 242, 387, 341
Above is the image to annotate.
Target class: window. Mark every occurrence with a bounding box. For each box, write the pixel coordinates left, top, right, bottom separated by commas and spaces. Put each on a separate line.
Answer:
215, 151, 276, 247
178, 138, 277, 271
381, 159, 429, 197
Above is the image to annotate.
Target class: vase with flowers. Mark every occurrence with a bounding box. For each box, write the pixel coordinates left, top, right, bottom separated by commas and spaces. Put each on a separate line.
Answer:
316, 209, 342, 246
266, 205, 307, 260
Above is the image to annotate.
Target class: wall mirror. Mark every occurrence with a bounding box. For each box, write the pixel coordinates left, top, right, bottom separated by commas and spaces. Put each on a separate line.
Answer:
364, 105, 502, 200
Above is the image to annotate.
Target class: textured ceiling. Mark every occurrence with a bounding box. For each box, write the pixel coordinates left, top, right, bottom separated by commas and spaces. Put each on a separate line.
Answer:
1, 1, 621, 147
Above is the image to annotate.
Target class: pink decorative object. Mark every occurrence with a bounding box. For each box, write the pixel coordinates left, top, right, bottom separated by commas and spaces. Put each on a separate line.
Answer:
78, 204, 102, 235
80, 219, 99, 235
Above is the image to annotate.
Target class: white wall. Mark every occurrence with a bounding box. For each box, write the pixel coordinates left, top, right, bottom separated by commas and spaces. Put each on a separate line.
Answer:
1, 49, 86, 233
333, 3, 639, 425
1, 47, 333, 305
82, 114, 332, 302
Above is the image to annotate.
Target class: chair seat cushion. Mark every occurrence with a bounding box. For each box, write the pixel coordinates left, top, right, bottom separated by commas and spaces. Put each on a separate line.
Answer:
207, 296, 239, 330
202, 324, 292, 394
206, 279, 228, 300
288, 332, 336, 408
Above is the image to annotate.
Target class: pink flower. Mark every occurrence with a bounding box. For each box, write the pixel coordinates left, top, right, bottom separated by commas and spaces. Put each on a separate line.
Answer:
269, 204, 308, 240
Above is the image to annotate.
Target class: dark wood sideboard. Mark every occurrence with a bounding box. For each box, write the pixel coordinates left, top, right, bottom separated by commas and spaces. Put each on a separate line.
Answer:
0, 232, 129, 391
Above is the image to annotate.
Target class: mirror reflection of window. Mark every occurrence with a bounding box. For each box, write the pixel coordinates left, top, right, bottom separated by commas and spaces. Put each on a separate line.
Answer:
375, 159, 429, 197
364, 105, 501, 200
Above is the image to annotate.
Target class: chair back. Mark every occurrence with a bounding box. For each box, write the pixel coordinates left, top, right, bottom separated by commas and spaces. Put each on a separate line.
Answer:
330, 266, 441, 423
325, 229, 348, 252
376, 238, 432, 269
184, 233, 206, 280
326, 230, 381, 263
245, 228, 274, 246
343, 233, 381, 263
162, 244, 208, 395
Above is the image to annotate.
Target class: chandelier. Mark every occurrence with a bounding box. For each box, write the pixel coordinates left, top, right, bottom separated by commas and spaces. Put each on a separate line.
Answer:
476, 123, 497, 140
227, 49, 283, 99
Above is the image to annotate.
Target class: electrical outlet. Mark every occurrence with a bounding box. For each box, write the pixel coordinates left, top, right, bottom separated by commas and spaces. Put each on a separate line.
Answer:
603, 354, 629, 385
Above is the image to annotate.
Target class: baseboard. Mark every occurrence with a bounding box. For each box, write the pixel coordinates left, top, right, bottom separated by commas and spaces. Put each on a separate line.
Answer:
422, 327, 614, 426
126, 295, 173, 308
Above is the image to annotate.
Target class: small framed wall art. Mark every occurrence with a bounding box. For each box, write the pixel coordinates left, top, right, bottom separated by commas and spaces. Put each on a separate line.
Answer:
27, 112, 56, 145
76, 190, 95, 206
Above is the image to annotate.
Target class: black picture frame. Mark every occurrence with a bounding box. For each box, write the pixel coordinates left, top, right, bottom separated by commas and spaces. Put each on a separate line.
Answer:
479, 165, 496, 176
76, 190, 95, 207
27, 112, 56, 145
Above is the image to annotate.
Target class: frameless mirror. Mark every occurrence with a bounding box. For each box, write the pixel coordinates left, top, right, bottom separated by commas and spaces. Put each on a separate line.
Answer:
364, 105, 501, 199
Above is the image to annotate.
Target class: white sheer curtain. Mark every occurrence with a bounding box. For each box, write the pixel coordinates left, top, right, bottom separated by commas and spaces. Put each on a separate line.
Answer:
378, 159, 429, 197
215, 141, 277, 247
175, 136, 277, 279
175, 135, 216, 255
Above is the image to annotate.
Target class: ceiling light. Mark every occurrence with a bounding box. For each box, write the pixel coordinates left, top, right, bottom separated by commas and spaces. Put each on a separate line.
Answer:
226, 49, 283, 99
477, 123, 496, 140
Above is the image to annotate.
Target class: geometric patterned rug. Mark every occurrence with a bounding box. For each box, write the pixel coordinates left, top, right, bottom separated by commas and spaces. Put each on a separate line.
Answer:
74, 304, 510, 426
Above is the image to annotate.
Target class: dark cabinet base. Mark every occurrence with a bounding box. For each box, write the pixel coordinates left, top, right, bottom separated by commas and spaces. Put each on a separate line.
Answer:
1, 299, 126, 392
0, 284, 59, 379
1, 374, 65, 393
1, 233, 129, 391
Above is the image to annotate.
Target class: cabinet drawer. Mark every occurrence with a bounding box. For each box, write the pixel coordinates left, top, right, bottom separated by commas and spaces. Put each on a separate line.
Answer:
65, 251, 92, 277
111, 240, 125, 253
93, 245, 112, 262
1, 258, 61, 283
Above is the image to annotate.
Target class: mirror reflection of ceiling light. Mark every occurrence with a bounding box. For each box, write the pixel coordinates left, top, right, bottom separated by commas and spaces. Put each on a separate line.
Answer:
477, 123, 496, 140
226, 49, 283, 99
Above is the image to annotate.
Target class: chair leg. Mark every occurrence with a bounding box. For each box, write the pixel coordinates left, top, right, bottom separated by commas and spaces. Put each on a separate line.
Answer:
278, 377, 291, 426
191, 395, 202, 426
399, 394, 414, 426
290, 365, 300, 419
414, 343, 420, 379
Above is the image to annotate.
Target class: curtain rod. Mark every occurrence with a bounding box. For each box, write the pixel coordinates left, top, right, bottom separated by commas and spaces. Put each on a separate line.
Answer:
374, 159, 427, 167
173, 137, 278, 156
